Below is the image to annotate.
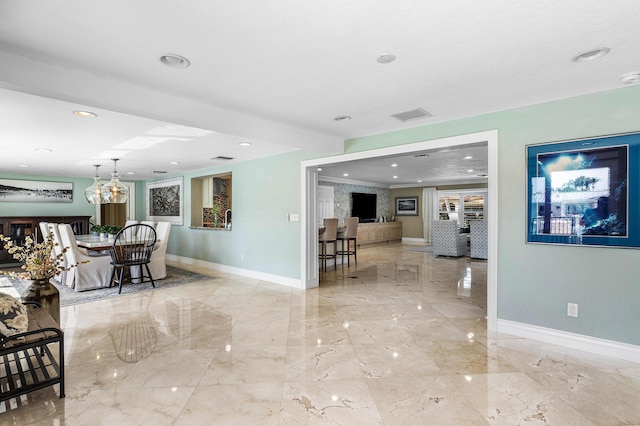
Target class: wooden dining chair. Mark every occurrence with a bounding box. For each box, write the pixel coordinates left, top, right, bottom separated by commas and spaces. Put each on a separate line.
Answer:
109, 224, 156, 294
319, 218, 338, 272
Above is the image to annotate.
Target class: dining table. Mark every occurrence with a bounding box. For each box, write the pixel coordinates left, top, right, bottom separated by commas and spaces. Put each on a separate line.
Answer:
74, 234, 115, 251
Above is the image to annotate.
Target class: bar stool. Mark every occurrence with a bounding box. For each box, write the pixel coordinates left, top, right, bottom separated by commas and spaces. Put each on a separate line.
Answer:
337, 217, 358, 267
319, 218, 338, 271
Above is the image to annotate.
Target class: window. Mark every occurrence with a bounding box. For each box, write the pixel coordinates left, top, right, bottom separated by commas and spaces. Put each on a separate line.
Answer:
438, 190, 486, 230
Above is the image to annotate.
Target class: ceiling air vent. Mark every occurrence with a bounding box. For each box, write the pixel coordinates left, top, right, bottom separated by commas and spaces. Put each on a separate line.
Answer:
211, 156, 234, 161
390, 108, 432, 122
152, 170, 168, 174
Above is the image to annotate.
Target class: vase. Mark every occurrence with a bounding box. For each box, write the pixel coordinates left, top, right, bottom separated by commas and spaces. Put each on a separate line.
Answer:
21, 278, 60, 324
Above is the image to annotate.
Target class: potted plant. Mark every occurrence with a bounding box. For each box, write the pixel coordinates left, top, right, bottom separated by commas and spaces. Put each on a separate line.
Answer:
99, 225, 110, 238
90, 224, 101, 236
0, 232, 82, 323
211, 205, 223, 228
107, 225, 121, 237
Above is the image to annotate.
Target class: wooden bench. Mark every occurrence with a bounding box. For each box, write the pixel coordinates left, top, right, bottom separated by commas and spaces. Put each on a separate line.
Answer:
0, 302, 64, 403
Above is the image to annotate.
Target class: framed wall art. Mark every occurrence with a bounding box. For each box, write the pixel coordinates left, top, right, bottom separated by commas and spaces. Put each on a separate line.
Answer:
526, 132, 640, 248
395, 196, 418, 216
0, 179, 72, 203
146, 177, 183, 225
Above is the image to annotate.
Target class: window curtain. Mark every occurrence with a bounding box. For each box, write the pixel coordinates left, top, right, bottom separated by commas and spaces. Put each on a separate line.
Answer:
422, 187, 439, 243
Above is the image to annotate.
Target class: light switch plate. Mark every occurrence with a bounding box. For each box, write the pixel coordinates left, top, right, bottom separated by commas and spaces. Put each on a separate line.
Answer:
288, 213, 300, 222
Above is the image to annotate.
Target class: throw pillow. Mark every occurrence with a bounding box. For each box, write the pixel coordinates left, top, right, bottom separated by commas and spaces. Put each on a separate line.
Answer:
0, 292, 29, 338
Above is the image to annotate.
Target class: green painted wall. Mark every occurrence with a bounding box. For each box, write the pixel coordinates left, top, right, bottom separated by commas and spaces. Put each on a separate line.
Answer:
3, 84, 639, 347
162, 150, 320, 280
346, 85, 640, 346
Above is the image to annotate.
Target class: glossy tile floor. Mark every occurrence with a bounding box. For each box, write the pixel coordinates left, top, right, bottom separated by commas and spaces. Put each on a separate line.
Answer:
2, 243, 639, 425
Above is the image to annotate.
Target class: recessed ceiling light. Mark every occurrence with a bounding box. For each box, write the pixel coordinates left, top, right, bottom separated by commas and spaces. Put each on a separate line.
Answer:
239, 142, 252, 146
73, 110, 97, 118
391, 163, 398, 167
334, 116, 351, 122
467, 169, 474, 173
620, 71, 640, 84
376, 54, 396, 64
126, 172, 135, 175
18, 164, 29, 168
317, 167, 323, 171
343, 173, 349, 177
160, 53, 191, 68
464, 155, 473, 160
571, 47, 610, 62
169, 161, 180, 165
392, 175, 398, 179
417, 180, 423, 183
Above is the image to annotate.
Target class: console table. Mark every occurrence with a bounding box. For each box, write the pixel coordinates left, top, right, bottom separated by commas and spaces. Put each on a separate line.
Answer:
356, 222, 402, 247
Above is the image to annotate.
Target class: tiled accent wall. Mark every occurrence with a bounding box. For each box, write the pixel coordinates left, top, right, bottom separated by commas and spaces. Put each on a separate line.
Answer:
203, 178, 231, 225
318, 181, 391, 222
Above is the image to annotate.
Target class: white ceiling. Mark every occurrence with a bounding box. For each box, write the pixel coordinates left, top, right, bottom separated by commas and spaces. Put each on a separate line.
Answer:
318, 142, 488, 187
0, 1, 637, 183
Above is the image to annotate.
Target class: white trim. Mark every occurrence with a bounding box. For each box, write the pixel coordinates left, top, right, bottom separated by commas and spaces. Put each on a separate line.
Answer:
437, 188, 488, 195
402, 237, 427, 245
122, 181, 136, 221
167, 254, 302, 289
497, 319, 640, 363
301, 129, 499, 331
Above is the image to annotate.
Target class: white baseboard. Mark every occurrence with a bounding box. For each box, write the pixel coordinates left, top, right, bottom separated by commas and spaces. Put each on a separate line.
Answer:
497, 319, 640, 363
402, 237, 426, 245
166, 254, 303, 289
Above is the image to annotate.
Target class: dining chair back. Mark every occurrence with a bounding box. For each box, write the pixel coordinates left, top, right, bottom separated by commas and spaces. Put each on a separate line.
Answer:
123, 220, 138, 238
38, 221, 49, 242
148, 221, 171, 280
319, 218, 338, 271
337, 217, 359, 267
46, 223, 67, 285
58, 224, 113, 291
138, 221, 155, 237
109, 224, 157, 294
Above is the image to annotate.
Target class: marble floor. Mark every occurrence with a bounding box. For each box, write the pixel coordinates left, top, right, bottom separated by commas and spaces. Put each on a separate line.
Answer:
2, 243, 639, 425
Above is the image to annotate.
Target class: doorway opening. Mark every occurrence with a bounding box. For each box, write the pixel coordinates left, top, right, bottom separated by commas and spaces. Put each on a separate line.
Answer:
301, 130, 498, 331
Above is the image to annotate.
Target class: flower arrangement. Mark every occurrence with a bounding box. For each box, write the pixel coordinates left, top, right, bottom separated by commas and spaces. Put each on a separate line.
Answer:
0, 233, 71, 281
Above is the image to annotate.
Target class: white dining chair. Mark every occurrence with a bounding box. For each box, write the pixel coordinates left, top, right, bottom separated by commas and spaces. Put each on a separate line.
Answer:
148, 221, 171, 280
58, 224, 113, 291
138, 221, 155, 237
46, 223, 67, 285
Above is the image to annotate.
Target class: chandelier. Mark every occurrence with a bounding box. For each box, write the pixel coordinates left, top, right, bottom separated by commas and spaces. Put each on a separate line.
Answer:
101, 158, 128, 204
84, 164, 105, 204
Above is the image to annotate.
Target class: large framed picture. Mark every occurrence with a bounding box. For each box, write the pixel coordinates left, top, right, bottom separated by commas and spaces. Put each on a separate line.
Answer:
526, 132, 640, 248
395, 196, 418, 216
0, 179, 72, 203
146, 177, 183, 225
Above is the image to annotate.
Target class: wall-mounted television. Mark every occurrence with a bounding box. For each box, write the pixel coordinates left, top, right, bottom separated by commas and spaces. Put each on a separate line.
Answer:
351, 192, 377, 223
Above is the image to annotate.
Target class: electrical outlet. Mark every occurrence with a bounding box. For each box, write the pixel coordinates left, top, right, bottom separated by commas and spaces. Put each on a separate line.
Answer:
567, 303, 579, 318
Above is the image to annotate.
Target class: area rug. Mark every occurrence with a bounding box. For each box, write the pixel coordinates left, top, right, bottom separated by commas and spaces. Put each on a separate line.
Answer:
407, 245, 433, 253
0, 266, 213, 307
